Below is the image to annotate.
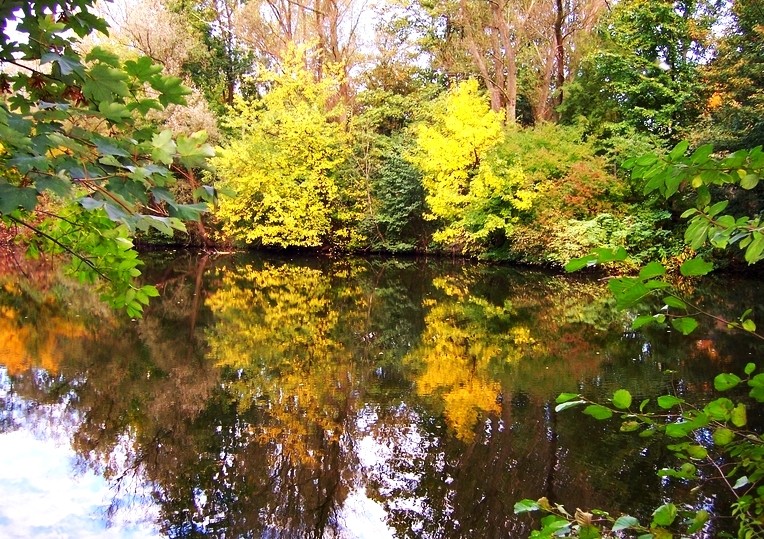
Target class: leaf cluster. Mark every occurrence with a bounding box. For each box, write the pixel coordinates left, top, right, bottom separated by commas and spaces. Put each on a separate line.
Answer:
0, 1, 216, 315
519, 363, 764, 537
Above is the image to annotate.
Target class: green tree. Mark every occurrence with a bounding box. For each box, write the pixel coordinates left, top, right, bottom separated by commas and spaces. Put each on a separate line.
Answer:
560, 0, 715, 141
0, 0, 215, 316
214, 45, 362, 248
697, 0, 764, 150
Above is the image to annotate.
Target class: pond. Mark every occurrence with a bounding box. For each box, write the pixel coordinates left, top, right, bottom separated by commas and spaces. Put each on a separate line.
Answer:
0, 253, 761, 538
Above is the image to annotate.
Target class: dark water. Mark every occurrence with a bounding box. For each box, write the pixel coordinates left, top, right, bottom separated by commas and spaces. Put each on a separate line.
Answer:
0, 253, 762, 538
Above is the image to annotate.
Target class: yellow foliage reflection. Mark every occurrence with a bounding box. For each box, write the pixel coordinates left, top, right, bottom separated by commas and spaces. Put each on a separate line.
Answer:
205, 262, 365, 465
0, 297, 88, 376
405, 275, 542, 442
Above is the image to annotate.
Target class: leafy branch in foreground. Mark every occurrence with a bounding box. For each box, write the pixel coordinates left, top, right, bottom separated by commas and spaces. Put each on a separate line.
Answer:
516, 141, 764, 538
0, 1, 216, 316
517, 364, 764, 538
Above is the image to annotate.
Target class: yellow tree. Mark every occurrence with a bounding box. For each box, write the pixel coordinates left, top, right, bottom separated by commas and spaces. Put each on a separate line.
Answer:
407, 80, 534, 254
214, 45, 362, 248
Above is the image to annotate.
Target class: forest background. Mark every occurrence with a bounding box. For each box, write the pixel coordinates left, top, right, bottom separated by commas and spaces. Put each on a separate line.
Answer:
1, 0, 763, 293
96, 0, 761, 267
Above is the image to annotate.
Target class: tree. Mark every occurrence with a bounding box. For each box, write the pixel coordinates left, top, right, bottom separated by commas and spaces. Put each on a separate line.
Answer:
697, 0, 764, 150
411, 0, 606, 123
560, 0, 715, 141
213, 45, 361, 248
233, 0, 367, 103
165, 0, 254, 108
407, 80, 535, 254
97, 0, 221, 139
0, 0, 216, 316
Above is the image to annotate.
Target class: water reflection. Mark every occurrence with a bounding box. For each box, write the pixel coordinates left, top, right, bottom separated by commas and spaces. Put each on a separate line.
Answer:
0, 253, 761, 538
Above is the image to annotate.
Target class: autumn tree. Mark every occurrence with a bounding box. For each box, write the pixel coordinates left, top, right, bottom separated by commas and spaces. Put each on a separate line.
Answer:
214, 45, 362, 248
407, 80, 535, 254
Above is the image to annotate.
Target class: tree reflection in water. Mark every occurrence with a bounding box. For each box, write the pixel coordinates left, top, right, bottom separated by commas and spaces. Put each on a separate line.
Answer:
0, 253, 758, 538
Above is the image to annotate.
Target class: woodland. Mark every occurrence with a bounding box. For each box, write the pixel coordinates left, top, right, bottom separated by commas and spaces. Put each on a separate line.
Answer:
1, 1, 764, 537
1, 0, 763, 309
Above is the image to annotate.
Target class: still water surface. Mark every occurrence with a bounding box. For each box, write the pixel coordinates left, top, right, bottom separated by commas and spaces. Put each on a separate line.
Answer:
0, 253, 762, 538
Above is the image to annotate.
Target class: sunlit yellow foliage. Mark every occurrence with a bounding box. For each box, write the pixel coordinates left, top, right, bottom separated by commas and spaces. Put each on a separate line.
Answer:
408, 79, 504, 222
214, 44, 362, 248
405, 275, 542, 442
205, 262, 366, 465
407, 80, 536, 253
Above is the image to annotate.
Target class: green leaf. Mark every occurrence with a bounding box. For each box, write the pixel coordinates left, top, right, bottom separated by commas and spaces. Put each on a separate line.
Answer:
666, 414, 708, 438
714, 373, 742, 391
150, 74, 192, 107
124, 56, 163, 80
744, 363, 756, 376
620, 420, 641, 432
635, 154, 658, 167
555, 400, 586, 412
86, 46, 122, 66
686, 445, 708, 459
564, 254, 597, 272
707, 200, 729, 217
556, 393, 581, 404
679, 257, 714, 277
632, 315, 662, 330
639, 262, 666, 280
176, 131, 215, 168
740, 173, 759, 190
40, 52, 84, 76
733, 476, 750, 489
34, 177, 72, 198
662, 296, 686, 309
651, 503, 677, 527
513, 499, 540, 514
583, 404, 613, 420
690, 144, 714, 165
744, 233, 764, 264
731, 403, 747, 427
98, 101, 132, 123
612, 389, 632, 410
704, 397, 734, 421
612, 515, 640, 532
712, 427, 734, 446
141, 285, 160, 298
742, 319, 756, 332
668, 140, 689, 161
608, 277, 651, 309
82, 63, 131, 103
671, 317, 698, 335
657, 395, 683, 409
0, 183, 38, 213
687, 509, 709, 534
592, 246, 628, 262
151, 130, 177, 165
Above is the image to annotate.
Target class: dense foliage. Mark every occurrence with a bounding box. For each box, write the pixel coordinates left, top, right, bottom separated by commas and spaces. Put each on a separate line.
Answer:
0, 0, 215, 316
2, 0, 762, 271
